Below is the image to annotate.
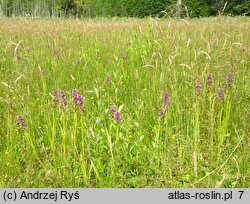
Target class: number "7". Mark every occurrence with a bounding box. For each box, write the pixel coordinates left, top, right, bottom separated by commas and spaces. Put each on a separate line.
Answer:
238, 191, 244, 199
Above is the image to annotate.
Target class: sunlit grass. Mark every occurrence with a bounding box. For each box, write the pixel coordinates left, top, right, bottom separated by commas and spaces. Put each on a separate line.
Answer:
0, 17, 249, 187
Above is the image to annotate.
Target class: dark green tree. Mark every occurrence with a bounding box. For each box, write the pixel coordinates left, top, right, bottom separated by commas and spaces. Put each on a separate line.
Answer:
0, 0, 249, 17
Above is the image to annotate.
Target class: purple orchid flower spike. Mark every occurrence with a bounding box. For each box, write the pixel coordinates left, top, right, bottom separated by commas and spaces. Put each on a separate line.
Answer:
60, 90, 68, 111
106, 76, 111, 85
207, 73, 213, 88
159, 107, 166, 118
78, 95, 85, 112
218, 88, 225, 101
163, 92, 170, 107
195, 82, 202, 96
116, 112, 121, 123
110, 105, 116, 119
72, 89, 79, 106
226, 72, 233, 87
77, 59, 80, 65
72, 89, 85, 112
51, 89, 59, 103
17, 115, 27, 129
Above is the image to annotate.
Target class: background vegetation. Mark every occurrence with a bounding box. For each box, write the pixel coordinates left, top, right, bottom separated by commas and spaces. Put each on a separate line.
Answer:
0, 17, 249, 187
0, 0, 249, 18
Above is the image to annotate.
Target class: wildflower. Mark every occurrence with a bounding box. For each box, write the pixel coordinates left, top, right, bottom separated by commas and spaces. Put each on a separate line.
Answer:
17, 115, 27, 129
218, 88, 225, 101
195, 82, 202, 96
77, 59, 80, 65
120, 52, 128, 58
72, 89, 79, 105
124, 59, 128, 64
106, 76, 111, 85
163, 92, 170, 108
226, 72, 233, 87
77, 95, 85, 112
207, 73, 213, 88
109, 104, 122, 123
110, 105, 116, 119
116, 112, 121, 123
72, 89, 85, 112
159, 107, 166, 118
56, 54, 60, 60
17, 56, 21, 61
159, 92, 170, 118
60, 90, 68, 111
51, 89, 59, 103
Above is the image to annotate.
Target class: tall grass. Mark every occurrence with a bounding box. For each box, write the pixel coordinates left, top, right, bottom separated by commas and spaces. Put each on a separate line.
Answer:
0, 17, 249, 187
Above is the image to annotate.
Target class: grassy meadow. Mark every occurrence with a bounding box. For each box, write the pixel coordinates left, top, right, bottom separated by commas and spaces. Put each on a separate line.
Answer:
0, 17, 249, 187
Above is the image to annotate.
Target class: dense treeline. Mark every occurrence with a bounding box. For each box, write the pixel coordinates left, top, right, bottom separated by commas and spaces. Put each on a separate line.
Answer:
0, 0, 249, 18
